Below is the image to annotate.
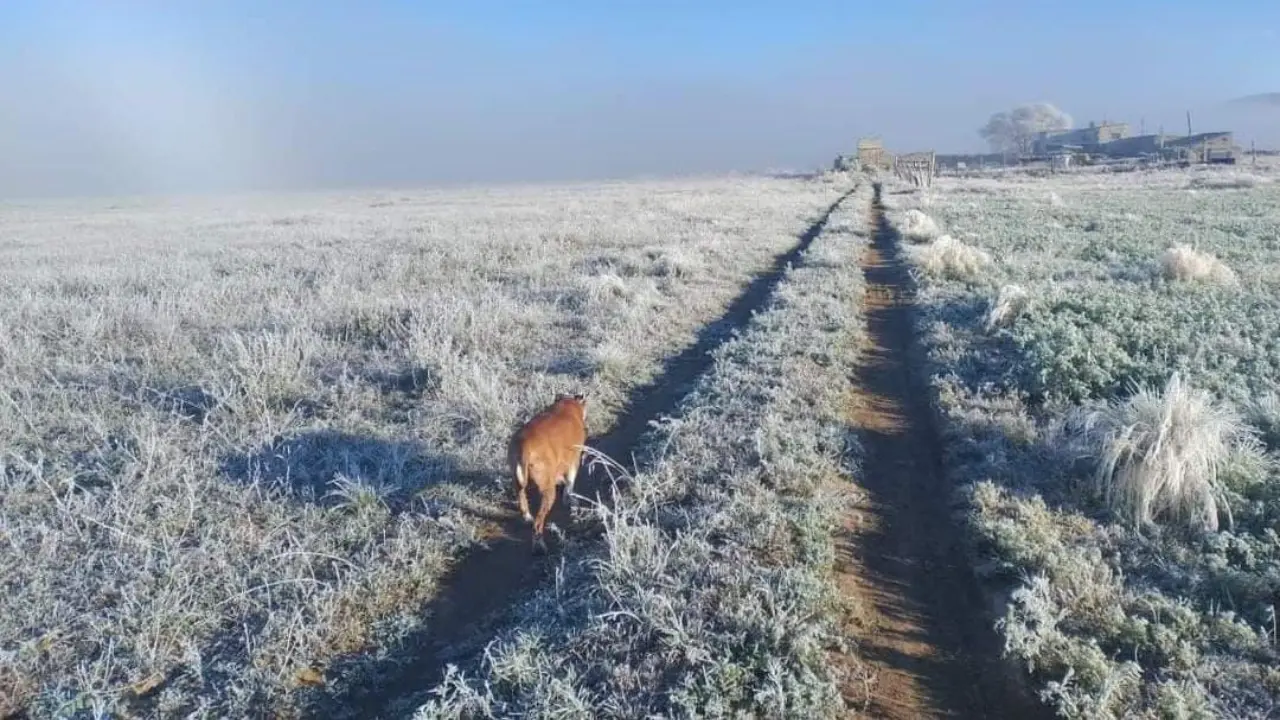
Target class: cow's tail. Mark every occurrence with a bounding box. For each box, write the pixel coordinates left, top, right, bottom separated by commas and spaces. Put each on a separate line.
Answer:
514, 457, 528, 489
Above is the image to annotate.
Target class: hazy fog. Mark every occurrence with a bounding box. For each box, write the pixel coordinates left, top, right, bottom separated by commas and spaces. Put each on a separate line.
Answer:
2, 2, 1277, 198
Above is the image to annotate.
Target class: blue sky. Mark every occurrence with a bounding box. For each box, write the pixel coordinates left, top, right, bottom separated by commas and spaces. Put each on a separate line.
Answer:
1, 1, 1276, 196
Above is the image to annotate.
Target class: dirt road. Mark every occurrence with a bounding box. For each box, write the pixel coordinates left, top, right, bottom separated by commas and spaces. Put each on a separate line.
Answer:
830, 184, 1047, 719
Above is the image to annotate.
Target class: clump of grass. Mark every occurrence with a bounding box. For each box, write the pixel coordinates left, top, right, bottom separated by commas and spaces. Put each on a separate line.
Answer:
1077, 373, 1256, 533
1246, 393, 1280, 451
1158, 245, 1237, 285
900, 208, 943, 242
984, 284, 1030, 331
643, 246, 697, 278
906, 234, 992, 280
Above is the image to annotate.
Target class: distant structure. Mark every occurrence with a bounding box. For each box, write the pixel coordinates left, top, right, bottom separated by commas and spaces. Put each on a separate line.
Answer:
1033, 121, 1130, 154
848, 117, 1242, 177
935, 152, 1007, 171
831, 153, 858, 172
1030, 119, 1239, 165
894, 151, 937, 188
856, 137, 893, 170
1167, 132, 1238, 163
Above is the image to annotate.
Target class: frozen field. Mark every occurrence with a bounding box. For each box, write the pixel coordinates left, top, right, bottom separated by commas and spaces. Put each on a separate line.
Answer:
888, 164, 1280, 718
0, 175, 853, 717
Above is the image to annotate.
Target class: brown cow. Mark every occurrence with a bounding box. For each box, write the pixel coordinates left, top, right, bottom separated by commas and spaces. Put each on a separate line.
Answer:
508, 392, 588, 546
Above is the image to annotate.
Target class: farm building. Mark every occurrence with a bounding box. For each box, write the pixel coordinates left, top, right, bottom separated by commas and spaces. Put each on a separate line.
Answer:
1163, 132, 1238, 163
1099, 134, 1166, 157
1033, 121, 1130, 154
856, 137, 893, 170
1033, 124, 1238, 164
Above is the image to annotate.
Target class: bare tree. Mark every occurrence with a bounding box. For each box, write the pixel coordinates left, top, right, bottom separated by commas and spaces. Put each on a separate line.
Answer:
979, 103, 1073, 155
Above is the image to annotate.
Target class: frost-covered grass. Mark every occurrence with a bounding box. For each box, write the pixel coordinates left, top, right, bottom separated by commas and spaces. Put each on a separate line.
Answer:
885, 167, 1280, 718
896, 207, 943, 242
984, 284, 1031, 331
1159, 245, 1238, 285
1078, 373, 1260, 534
905, 234, 993, 281
0, 176, 848, 718
1187, 174, 1271, 191
413, 185, 873, 719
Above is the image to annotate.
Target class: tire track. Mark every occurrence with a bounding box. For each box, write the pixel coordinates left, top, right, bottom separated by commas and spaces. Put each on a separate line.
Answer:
305, 184, 860, 720
833, 182, 1049, 718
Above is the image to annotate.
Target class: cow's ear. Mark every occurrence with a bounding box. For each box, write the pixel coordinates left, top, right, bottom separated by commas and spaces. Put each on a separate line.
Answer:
573, 393, 586, 404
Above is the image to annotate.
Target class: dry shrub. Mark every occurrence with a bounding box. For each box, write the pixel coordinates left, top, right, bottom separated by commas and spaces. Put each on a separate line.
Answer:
906, 234, 992, 280
1159, 245, 1237, 285
900, 208, 942, 242
984, 284, 1030, 331
1077, 373, 1256, 532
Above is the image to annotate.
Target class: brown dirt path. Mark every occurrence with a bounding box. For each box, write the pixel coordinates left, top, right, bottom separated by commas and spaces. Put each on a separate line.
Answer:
829, 183, 1048, 719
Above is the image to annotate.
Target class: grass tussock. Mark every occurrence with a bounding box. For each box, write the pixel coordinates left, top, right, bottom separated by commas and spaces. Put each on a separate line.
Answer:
413, 185, 873, 719
1159, 245, 1237, 285
906, 234, 992, 281
899, 208, 943, 242
984, 284, 1030, 331
1246, 392, 1280, 451
1076, 373, 1257, 533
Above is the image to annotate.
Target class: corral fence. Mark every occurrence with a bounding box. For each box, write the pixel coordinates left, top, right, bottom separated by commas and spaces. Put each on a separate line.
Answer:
893, 151, 937, 189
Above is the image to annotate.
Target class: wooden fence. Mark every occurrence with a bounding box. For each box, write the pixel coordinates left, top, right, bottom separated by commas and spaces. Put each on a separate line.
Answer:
893, 151, 936, 188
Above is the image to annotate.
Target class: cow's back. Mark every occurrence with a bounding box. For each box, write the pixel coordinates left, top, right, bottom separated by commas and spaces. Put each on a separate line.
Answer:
511, 398, 586, 477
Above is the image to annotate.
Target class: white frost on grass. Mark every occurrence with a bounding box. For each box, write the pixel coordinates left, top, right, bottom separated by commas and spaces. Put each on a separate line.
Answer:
1187, 173, 1270, 190
1246, 392, 1280, 451
905, 234, 992, 280
900, 208, 943, 242
1078, 373, 1257, 533
906, 167, 1280, 718
415, 184, 874, 719
0, 175, 847, 716
984, 284, 1030, 331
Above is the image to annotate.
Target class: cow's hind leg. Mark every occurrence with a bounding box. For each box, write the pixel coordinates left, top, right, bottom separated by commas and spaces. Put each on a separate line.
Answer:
564, 460, 581, 508
532, 476, 557, 548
